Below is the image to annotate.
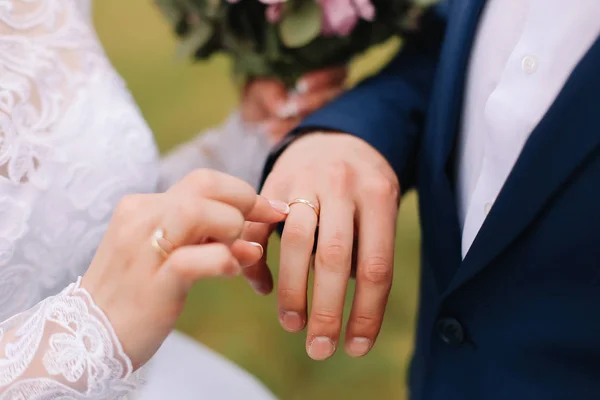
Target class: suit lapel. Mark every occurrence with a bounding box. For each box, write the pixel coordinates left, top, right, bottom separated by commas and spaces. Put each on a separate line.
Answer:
423, 0, 487, 291
443, 36, 600, 297
428, 0, 487, 177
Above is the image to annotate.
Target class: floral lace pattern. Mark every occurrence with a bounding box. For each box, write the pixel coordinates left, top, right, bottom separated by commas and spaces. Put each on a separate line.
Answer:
0, 279, 137, 400
0, 0, 158, 398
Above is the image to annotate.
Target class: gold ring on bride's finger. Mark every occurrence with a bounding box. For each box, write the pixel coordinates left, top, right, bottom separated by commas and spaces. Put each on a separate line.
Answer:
288, 198, 320, 218
151, 228, 174, 258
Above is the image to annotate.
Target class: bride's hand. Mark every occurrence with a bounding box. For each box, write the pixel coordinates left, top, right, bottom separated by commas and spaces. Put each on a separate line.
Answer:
241, 66, 347, 141
80, 169, 289, 369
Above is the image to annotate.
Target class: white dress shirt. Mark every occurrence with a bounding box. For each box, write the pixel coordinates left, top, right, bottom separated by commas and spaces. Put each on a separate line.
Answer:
456, 0, 600, 258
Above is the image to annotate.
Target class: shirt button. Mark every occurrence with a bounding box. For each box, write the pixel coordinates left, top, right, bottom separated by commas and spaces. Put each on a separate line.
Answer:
521, 55, 538, 74
484, 202, 493, 215
436, 317, 465, 346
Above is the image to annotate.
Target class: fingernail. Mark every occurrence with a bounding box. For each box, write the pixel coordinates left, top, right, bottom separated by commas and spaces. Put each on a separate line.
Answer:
308, 337, 336, 360
250, 280, 269, 296
279, 311, 305, 332
269, 200, 290, 214
346, 337, 371, 357
277, 101, 299, 119
247, 242, 264, 259
295, 80, 309, 94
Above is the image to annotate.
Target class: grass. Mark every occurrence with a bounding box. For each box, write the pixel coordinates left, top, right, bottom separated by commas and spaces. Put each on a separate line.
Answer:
94, 2, 422, 398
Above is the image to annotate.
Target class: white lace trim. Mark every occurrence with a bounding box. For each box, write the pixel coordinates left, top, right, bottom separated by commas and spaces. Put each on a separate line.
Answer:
0, 278, 141, 399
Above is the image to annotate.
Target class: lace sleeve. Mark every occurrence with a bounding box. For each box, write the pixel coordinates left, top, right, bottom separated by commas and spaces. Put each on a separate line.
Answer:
0, 278, 139, 400
158, 111, 273, 191
0, 1, 143, 399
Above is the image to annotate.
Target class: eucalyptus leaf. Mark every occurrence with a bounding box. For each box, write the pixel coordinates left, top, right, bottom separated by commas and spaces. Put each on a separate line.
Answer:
153, 0, 181, 22
205, 0, 222, 18
180, 0, 203, 14
279, 1, 322, 48
236, 51, 272, 76
176, 22, 214, 59
265, 24, 281, 60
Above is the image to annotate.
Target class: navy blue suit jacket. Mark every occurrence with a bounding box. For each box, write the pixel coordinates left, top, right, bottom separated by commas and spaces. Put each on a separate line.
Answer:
262, 1, 600, 399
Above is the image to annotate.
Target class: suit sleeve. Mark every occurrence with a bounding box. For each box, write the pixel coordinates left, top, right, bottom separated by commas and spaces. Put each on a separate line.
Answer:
261, 5, 448, 193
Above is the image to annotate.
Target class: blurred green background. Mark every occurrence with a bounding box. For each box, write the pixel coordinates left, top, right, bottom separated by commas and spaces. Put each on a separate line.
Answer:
94, 2, 421, 399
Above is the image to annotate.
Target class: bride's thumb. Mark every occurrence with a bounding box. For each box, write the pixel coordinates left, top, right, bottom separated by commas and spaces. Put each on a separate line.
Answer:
246, 196, 289, 223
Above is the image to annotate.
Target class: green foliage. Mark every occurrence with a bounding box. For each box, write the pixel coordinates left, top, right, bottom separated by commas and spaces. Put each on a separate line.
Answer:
176, 22, 213, 58
279, 1, 322, 48
154, 0, 429, 86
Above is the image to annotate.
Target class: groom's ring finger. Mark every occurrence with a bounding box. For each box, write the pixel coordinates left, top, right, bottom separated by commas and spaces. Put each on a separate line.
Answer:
278, 195, 319, 332
288, 198, 320, 219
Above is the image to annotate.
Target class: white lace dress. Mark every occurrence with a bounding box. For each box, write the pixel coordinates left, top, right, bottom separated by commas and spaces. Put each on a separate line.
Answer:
0, 1, 274, 399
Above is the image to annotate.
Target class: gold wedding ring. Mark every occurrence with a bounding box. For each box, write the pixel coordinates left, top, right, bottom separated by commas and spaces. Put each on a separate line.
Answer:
288, 198, 320, 218
151, 228, 174, 258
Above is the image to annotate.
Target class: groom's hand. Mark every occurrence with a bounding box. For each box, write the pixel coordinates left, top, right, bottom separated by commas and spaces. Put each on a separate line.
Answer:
242, 132, 400, 360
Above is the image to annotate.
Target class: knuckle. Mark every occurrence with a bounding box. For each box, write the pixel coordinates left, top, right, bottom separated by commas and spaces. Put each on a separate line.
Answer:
114, 195, 142, 221
189, 168, 210, 181
238, 187, 258, 215
282, 222, 312, 244
211, 243, 231, 261
241, 221, 262, 241
352, 313, 380, 330
189, 168, 216, 193
358, 256, 393, 285
213, 247, 236, 274
278, 287, 305, 307
224, 209, 245, 240
326, 160, 353, 192
173, 198, 197, 222
317, 239, 350, 270
312, 308, 341, 325
365, 176, 399, 200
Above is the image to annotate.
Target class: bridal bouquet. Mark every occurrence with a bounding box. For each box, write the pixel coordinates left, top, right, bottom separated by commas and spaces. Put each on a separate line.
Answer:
155, 0, 429, 86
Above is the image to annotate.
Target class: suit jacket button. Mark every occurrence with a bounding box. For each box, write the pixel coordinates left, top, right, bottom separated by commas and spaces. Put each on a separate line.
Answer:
436, 317, 465, 346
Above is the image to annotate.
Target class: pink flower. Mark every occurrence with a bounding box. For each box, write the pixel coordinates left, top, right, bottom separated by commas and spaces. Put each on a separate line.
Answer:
260, 0, 286, 23
353, 0, 375, 20
226, 0, 375, 35
318, 0, 376, 37
265, 3, 284, 23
